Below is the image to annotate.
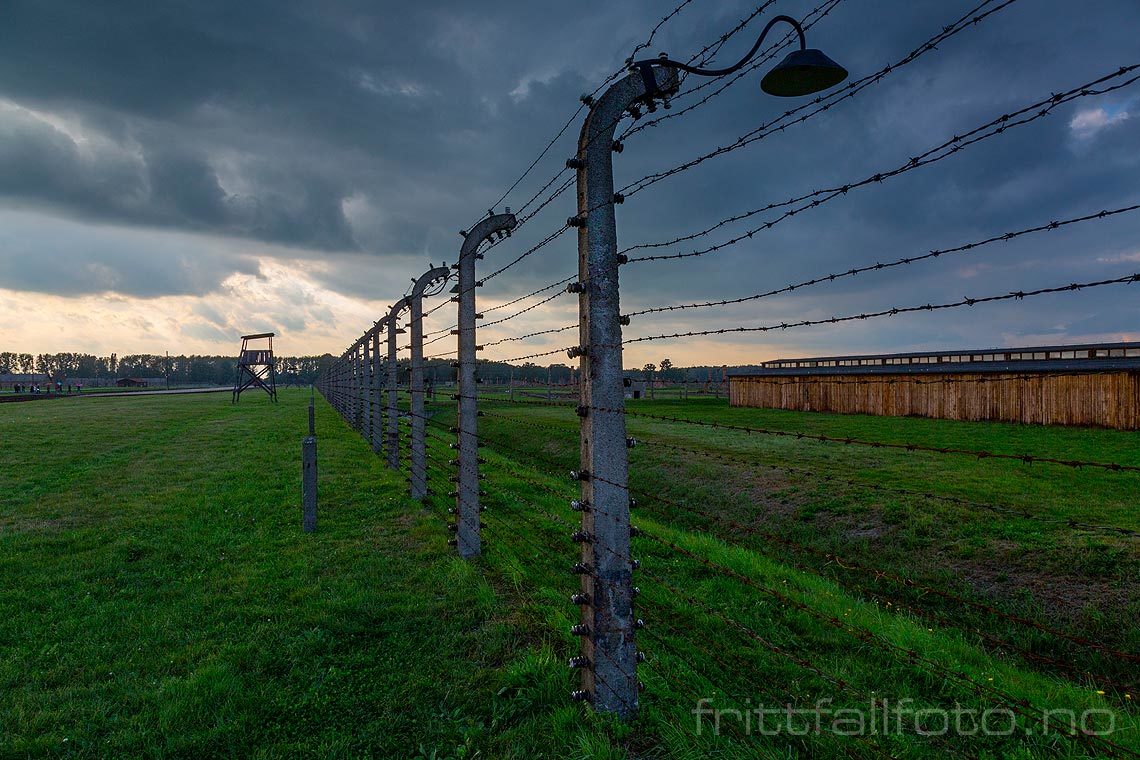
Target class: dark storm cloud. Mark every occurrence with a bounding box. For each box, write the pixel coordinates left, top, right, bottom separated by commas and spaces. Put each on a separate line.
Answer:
0, 0, 642, 256
0, 0, 1138, 355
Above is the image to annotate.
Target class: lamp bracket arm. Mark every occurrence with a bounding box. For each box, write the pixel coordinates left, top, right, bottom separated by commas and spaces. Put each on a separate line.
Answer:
633, 14, 806, 86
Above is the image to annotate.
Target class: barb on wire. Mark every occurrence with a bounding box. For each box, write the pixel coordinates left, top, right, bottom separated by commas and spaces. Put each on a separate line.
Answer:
627, 0, 699, 63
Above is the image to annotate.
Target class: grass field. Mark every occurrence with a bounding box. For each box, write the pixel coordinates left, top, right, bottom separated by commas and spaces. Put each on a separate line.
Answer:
1, 389, 1136, 757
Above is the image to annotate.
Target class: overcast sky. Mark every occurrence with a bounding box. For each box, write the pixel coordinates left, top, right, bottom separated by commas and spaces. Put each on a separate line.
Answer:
1, 0, 1137, 365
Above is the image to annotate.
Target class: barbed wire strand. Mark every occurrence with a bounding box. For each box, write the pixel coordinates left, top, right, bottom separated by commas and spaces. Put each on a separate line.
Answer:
619, 0, 1023, 199
625, 203, 1140, 318
623, 65, 1140, 262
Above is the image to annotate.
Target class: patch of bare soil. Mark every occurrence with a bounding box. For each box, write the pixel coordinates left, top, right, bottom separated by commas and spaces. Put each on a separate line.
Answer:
800, 506, 897, 542
945, 551, 1138, 624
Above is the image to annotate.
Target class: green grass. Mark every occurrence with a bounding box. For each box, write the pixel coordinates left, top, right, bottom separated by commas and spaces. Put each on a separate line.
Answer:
1, 390, 1136, 757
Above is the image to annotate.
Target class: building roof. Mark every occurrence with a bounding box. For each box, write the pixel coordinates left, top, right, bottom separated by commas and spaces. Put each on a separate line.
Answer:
729, 341, 1140, 378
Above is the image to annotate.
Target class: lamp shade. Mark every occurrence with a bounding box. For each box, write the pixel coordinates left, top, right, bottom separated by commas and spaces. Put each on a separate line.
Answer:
760, 48, 848, 97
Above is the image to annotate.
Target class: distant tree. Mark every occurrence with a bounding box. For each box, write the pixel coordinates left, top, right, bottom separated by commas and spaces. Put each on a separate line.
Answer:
642, 363, 656, 375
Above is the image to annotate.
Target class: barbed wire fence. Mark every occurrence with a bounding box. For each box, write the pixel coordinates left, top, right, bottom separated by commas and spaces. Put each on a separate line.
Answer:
313, 1, 1140, 753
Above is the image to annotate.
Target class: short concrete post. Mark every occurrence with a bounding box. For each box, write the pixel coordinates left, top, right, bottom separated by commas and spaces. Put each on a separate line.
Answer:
302, 435, 317, 532
308, 396, 315, 436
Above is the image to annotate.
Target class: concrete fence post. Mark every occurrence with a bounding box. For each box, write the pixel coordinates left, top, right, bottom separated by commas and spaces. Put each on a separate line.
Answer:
386, 299, 409, 470
335, 360, 342, 417
363, 336, 372, 443
452, 211, 517, 558
371, 328, 383, 453
355, 342, 364, 432
407, 265, 450, 500
340, 358, 346, 418
302, 434, 317, 532
569, 65, 679, 719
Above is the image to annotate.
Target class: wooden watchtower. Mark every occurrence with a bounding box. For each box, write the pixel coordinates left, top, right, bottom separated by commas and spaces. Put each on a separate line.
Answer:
232, 332, 278, 402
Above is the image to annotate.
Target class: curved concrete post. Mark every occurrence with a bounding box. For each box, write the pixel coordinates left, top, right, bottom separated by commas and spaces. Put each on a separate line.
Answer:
353, 339, 364, 432
571, 66, 679, 718
370, 325, 383, 453
386, 298, 410, 469
454, 212, 517, 558
408, 266, 451, 500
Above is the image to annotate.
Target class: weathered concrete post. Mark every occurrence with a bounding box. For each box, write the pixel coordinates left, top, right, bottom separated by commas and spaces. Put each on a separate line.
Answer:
453, 212, 517, 558
339, 352, 345, 421
339, 357, 347, 417
547, 367, 553, 401
302, 434, 317, 533
343, 346, 351, 426
336, 359, 343, 417
308, 394, 315, 436
354, 341, 364, 432
408, 266, 451, 500
386, 299, 409, 469
568, 66, 679, 718
370, 327, 383, 454
363, 335, 373, 443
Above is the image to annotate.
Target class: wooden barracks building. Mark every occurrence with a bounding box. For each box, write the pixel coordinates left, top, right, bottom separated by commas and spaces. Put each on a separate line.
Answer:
728, 342, 1140, 430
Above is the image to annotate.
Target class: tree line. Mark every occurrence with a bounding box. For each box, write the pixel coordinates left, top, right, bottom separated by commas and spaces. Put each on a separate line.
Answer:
0, 352, 339, 386
1, 351, 752, 386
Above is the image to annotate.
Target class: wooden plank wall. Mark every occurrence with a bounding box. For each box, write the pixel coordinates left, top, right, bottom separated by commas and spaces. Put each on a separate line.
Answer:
728, 372, 1140, 429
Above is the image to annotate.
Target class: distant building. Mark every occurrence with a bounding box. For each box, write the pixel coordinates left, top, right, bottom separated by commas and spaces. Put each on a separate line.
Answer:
728, 342, 1140, 430
624, 378, 647, 400
115, 377, 150, 387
